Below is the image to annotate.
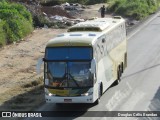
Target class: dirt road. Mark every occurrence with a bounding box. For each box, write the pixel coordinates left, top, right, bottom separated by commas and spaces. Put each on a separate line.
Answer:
0, 28, 66, 110
76, 3, 111, 19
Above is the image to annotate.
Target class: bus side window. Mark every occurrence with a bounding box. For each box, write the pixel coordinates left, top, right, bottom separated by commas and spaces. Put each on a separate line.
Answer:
102, 38, 106, 56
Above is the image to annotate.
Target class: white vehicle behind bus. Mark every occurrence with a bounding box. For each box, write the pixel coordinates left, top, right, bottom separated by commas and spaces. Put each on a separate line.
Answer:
38, 16, 127, 104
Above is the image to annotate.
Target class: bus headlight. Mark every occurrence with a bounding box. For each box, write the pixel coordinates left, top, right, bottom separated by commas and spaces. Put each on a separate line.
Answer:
45, 88, 56, 96
81, 92, 93, 96
48, 93, 52, 96
47, 92, 56, 96
49, 93, 56, 96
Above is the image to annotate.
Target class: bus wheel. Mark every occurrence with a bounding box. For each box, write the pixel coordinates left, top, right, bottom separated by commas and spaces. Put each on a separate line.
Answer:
95, 84, 103, 105
124, 53, 127, 68
95, 98, 100, 105
118, 65, 122, 79
121, 62, 124, 73
116, 66, 121, 85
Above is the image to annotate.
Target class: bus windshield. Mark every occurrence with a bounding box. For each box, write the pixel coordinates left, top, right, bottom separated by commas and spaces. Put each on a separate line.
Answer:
45, 47, 93, 88
46, 62, 93, 88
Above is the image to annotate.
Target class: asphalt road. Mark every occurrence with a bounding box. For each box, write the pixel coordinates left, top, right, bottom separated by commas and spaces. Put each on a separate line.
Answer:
26, 12, 160, 120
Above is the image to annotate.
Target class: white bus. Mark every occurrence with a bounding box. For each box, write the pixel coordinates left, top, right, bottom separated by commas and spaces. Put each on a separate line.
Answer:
43, 16, 127, 104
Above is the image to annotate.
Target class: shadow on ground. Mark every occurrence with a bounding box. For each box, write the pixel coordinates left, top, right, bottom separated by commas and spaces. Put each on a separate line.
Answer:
0, 85, 45, 112
148, 87, 160, 111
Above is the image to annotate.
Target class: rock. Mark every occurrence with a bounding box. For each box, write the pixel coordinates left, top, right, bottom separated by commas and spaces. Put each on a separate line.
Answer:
40, 50, 45, 53
65, 21, 74, 26
42, 12, 47, 16
53, 24, 59, 29
128, 20, 139, 26
13, 42, 16, 45
43, 24, 48, 29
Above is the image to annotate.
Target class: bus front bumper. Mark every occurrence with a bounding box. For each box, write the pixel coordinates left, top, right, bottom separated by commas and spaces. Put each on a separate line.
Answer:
45, 95, 94, 103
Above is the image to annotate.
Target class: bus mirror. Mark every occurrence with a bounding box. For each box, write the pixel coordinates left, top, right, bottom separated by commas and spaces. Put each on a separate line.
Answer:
91, 58, 96, 74
36, 58, 44, 74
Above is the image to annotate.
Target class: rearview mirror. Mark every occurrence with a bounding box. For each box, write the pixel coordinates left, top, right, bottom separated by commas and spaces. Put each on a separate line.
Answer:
36, 58, 44, 74
90, 58, 96, 74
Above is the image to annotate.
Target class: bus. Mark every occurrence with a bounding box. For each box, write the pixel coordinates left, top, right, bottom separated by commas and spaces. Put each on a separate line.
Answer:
42, 16, 127, 104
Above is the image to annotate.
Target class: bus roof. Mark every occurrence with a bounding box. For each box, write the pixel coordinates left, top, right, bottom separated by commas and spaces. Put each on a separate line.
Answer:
68, 17, 124, 32
46, 17, 125, 47
46, 32, 100, 47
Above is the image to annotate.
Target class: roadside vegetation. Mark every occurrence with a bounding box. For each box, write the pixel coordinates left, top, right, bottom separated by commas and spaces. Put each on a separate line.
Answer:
40, 0, 160, 20
0, 0, 159, 46
0, 0, 33, 47
107, 0, 160, 20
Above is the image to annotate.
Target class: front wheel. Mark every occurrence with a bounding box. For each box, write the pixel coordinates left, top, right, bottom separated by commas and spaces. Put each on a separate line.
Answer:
95, 98, 100, 105
95, 84, 103, 105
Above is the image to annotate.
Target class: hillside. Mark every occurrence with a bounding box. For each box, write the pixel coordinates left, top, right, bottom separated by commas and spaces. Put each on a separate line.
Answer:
6, 0, 160, 30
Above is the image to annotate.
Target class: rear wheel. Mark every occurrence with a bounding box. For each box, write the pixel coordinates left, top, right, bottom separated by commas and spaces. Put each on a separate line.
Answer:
124, 53, 127, 68
115, 65, 121, 85
121, 62, 124, 73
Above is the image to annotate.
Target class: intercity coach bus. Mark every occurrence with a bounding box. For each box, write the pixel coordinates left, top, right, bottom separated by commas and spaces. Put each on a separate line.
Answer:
42, 16, 127, 104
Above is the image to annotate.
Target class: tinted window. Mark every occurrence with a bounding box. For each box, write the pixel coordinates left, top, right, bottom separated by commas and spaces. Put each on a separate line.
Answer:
45, 47, 92, 60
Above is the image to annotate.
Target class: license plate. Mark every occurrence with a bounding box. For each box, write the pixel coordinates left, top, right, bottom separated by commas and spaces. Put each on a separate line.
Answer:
64, 99, 72, 103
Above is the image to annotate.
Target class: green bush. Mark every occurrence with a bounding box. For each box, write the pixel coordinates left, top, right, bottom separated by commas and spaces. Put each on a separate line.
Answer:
0, 1, 33, 45
12, 4, 33, 23
5, 18, 33, 42
0, 20, 6, 46
107, 0, 159, 20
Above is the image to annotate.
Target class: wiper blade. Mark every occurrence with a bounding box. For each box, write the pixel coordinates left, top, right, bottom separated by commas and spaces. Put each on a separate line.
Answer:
69, 73, 80, 87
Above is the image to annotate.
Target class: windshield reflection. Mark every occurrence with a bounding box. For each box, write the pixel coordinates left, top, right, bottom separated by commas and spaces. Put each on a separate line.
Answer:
46, 62, 93, 88
69, 62, 93, 87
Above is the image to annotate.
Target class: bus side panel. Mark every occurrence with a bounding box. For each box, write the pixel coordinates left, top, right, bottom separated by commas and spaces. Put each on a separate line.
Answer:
109, 39, 127, 78
96, 55, 115, 93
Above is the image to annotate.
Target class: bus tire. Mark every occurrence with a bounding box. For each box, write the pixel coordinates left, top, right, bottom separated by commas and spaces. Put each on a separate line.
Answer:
121, 62, 124, 73
124, 52, 127, 68
95, 84, 103, 105
95, 98, 100, 105
115, 66, 121, 85
118, 65, 122, 78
